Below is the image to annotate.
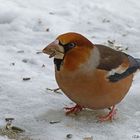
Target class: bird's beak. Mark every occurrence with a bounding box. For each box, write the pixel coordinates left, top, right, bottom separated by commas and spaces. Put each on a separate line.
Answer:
42, 40, 64, 59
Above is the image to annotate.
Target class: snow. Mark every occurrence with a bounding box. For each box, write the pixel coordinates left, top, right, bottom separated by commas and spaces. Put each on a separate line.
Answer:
0, 0, 140, 139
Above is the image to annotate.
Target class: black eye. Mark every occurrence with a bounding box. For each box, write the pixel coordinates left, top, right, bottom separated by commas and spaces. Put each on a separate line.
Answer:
66, 42, 75, 48
58, 41, 76, 53
59, 41, 75, 48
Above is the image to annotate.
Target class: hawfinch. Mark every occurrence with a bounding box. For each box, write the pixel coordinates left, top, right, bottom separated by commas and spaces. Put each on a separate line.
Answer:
43, 32, 140, 121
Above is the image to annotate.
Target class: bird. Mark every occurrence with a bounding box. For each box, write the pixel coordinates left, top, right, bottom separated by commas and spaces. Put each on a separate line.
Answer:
42, 32, 140, 121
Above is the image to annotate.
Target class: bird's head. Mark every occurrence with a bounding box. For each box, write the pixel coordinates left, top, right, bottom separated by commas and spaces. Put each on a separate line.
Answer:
43, 32, 93, 59
43, 32, 95, 71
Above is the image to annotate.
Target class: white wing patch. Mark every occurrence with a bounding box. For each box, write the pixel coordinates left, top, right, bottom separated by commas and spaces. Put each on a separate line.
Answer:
107, 64, 129, 76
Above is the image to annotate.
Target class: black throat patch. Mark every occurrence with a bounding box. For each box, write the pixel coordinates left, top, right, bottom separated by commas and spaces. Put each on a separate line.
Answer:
54, 58, 63, 71
53, 42, 75, 71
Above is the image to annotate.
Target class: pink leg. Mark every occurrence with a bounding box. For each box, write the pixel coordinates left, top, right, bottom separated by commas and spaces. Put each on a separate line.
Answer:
98, 105, 117, 122
64, 104, 83, 115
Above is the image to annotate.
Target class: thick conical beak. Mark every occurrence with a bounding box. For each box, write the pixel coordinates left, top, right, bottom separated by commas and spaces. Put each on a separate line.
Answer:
43, 40, 58, 58
42, 40, 64, 59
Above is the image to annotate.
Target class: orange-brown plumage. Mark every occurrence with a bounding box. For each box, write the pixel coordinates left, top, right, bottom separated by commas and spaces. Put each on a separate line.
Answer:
55, 65, 133, 109
43, 32, 140, 121
63, 46, 92, 71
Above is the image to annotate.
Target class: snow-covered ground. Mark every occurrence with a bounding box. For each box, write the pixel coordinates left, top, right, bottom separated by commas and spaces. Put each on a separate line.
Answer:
0, 0, 140, 139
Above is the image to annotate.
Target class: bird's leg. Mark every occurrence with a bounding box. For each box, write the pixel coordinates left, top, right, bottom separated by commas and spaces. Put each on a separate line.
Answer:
64, 104, 83, 115
98, 105, 117, 122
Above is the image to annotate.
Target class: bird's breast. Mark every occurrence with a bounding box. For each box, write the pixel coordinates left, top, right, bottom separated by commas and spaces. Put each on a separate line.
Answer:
55, 68, 133, 109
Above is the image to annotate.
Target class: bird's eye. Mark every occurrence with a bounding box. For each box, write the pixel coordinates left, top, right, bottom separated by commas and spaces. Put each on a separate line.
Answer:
59, 41, 76, 48
58, 41, 76, 53
66, 42, 75, 48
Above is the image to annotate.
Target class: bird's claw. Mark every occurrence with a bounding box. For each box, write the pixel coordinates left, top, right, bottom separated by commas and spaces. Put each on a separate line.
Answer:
64, 104, 83, 115
98, 106, 117, 122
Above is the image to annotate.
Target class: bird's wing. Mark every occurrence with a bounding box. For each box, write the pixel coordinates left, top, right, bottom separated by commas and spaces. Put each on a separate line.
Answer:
95, 44, 139, 82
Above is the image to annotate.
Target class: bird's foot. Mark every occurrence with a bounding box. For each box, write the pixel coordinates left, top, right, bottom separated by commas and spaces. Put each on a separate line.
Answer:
98, 105, 117, 122
64, 104, 83, 115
